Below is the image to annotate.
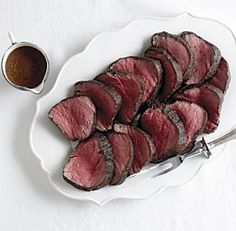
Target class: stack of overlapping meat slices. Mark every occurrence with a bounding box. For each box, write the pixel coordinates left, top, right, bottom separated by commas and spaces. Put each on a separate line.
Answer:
49, 31, 230, 191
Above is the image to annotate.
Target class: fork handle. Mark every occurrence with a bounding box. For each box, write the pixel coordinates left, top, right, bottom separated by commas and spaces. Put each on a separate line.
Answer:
183, 127, 236, 160
208, 128, 236, 149
182, 140, 207, 161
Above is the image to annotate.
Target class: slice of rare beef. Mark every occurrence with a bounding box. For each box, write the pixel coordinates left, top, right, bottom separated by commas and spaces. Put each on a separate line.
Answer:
207, 57, 230, 93
140, 107, 179, 162
145, 47, 183, 102
169, 101, 208, 153
49, 96, 96, 141
107, 132, 134, 185
114, 123, 155, 175
96, 71, 144, 123
109, 56, 163, 102
174, 85, 223, 133
162, 105, 187, 152
181, 31, 221, 85
63, 132, 114, 191
74, 80, 122, 131
151, 31, 194, 80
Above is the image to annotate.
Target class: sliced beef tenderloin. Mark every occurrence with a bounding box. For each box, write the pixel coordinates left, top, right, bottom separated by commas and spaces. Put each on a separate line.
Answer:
181, 31, 221, 85
207, 57, 230, 93
173, 85, 224, 133
107, 132, 134, 185
140, 107, 179, 162
151, 31, 194, 80
96, 71, 144, 123
109, 56, 163, 102
49, 96, 96, 141
74, 80, 122, 131
63, 132, 114, 191
169, 101, 208, 153
145, 47, 183, 102
162, 105, 187, 151
114, 123, 155, 174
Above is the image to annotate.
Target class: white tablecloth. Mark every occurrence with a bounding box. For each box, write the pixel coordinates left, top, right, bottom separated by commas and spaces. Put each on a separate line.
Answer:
0, 0, 236, 230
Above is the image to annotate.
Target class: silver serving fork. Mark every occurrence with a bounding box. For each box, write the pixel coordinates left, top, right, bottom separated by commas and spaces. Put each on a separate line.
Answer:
152, 127, 236, 178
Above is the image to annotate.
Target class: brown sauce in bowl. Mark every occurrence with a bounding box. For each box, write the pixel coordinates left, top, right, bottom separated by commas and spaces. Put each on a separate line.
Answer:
5, 46, 47, 88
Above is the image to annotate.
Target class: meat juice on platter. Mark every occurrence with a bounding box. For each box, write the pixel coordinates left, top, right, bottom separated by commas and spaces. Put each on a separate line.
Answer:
48, 31, 230, 191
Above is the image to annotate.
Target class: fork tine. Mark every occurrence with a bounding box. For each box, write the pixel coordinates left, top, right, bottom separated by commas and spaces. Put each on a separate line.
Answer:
151, 165, 174, 178
151, 155, 183, 178
157, 158, 174, 166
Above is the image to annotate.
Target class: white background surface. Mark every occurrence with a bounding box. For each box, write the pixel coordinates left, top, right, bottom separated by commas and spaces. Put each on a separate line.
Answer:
0, 0, 236, 230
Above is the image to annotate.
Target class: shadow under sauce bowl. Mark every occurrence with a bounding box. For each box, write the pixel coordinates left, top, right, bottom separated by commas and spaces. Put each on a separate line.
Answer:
1, 41, 49, 94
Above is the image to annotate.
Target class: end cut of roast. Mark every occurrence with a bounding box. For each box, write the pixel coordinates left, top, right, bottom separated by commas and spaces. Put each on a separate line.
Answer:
109, 56, 162, 102
107, 132, 134, 185
207, 57, 230, 93
48, 96, 96, 141
168, 101, 208, 153
174, 85, 224, 133
114, 123, 155, 174
145, 47, 183, 102
63, 133, 114, 191
140, 107, 179, 162
151, 31, 194, 80
96, 71, 144, 123
74, 80, 122, 131
181, 31, 221, 85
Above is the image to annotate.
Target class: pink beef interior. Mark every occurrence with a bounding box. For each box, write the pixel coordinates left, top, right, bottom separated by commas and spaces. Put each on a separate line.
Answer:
74, 81, 121, 131
63, 136, 106, 189
169, 101, 207, 152
110, 57, 161, 102
96, 72, 143, 123
174, 86, 222, 133
152, 33, 190, 74
140, 108, 179, 162
114, 124, 154, 174
208, 57, 229, 93
183, 33, 215, 84
107, 132, 133, 184
145, 49, 181, 101
49, 96, 96, 141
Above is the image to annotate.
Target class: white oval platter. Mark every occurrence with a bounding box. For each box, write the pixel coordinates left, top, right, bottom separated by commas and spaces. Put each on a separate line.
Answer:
29, 12, 236, 205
